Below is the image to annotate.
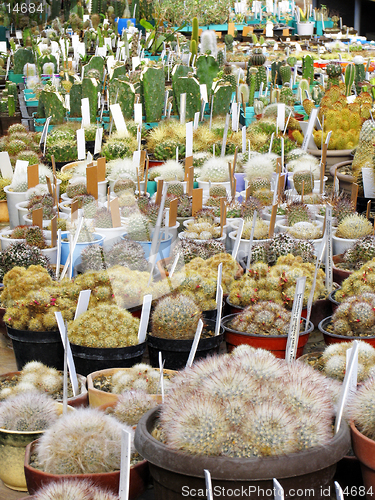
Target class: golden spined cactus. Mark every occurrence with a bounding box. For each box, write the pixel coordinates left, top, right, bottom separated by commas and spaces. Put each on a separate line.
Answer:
1, 265, 55, 307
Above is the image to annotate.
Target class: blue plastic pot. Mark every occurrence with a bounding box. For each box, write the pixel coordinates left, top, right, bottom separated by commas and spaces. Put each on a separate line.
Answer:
116, 18, 137, 34
60, 232, 105, 274
121, 233, 173, 263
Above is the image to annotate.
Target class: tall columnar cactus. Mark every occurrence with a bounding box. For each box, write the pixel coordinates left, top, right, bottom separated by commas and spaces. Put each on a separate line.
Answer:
256, 66, 267, 91
82, 77, 99, 123
270, 61, 282, 86
174, 76, 201, 121
69, 81, 82, 117
302, 54, 314, 82
355, 60, 366, 94
326, 61, 342, 88
217, 50, 225, 67
344, 63, 355, 97
248, 67, 257, 107
200, 30, 217, 57
7, 95, 15, 117
279, 62, 291, 84
196, 54, 219, 99
190, 17, 199, 62
141, 66, 165, 123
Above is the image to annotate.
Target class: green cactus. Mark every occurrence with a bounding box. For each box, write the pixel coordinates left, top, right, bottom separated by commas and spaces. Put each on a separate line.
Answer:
224, 34, 233, 52
0, 392, 58, 431
151, 293, 202, 340
331, 293, 375, 337
212, 83, 232, 117
113, 390, 158, 426
302, 54, 314, 82
326, 61, 342, 88
217, 50, 225, 67
82, 77, 99, 123
126, 213, 152, 241
38, 88, 66, 124
344, 63, 355, 97
13, 48, 34, 74
271, 61, 282, 85
94, 208, 113, 228
255, 66, 267, 91
69, 81, 82, 118
286, 201, 311, 226
25, 226, 47, 249
83, 55, 105, 81
293, 171, 314, 195
336, 214, 373, 240
279, 63, 291, 85
196, 54, 219, 99
173, 76, 201, 122
355, 61, 366, 95
141, 66, 165, 123
109, 78, 136, 120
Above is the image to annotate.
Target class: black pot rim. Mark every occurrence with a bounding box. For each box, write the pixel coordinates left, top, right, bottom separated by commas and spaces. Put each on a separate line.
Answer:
328, 289, 340, 306
6, 326, 61, 343
134, 407, 351, 480
221, 314, 313, 339
70, 341, 146, 360
318, 316, 375, 340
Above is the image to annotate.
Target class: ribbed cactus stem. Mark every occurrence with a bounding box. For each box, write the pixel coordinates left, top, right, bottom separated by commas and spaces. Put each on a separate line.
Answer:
345, 63, 355, 97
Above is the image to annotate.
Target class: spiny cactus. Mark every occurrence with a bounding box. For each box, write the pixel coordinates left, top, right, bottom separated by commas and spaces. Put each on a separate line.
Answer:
68, 304, 139, 348
209, 185, 227, 198
348, 376, 375, 440
31, 479, 121, 500
167, 181, 184, 197
241, 218, 269, 240
111, 390, 158, 427
171, 238, 225, 265
343, 235, 375, 270
286, 202, 312, 227
287, 221, 322, 240
199, 157, 230, 182
94, 208, 113, 229
151, 294, 202, 340
247, 177, 271, 195
320, 341, 375, 382
113, 178, 136, 194
335, 259, 375, 302
36, 408, 134, 474
66, 182, 87, 199
159, 348, 337, 457
24, 226, 48, 249
0, 391, 58, 431
293, 171, 314, 195
330, 292, 375, 337
336, 214, 373, 240
109, 364, 173, 396
126, 213, 152, 242
229, 301, 291, 335
332, 195, 356, 225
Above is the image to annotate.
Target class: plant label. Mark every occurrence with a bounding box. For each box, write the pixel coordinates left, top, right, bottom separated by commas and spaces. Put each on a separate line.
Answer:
186, 121, 193, 157
346, 343, 358, 396
301, 108, 318, 151
204, 469, 214, 500
216, 263, 223, 304
169, 252, 180, 278
110, 103, 128, 135
27, 163, 39, 189
242, 126, 247, 153
215, 286, 223, 336
335, 482, 344, 500
200, 84, 208, 103
134, 102, 142, 125
285, 276, 306, 362
362, 168, 375, 198
325, 204, 333, 293
39, 116, 52, 149
246, 210, 258, 271
268, 132, 275, 154
158, 352, 165, 403
119, 428, 132, 500
180, 93, 186, 124
110, 198, 122, 227
220, 198, 227, 236
184, 156, 193, 182
192, 188, 203, 216
148, 185, 168, 278
277, 103, 285, 131
273, 478, 285, 500
155, 179, 164, 206
138, 294, 152, 344
96, 157, 106, 182
268, 204, 278, 237
232, 218, 244, 260
87, 165, 98, 199
55, 311, 79, 396
306, 239, 326, 326
81, 98, 91, 127
94, 128, 103, 155
231, 102, 238, 131
186, 319, 204, 367
334, 341, 359, 434
194, 112, 200, 130
76, 128, 86, 160
51, 215, 57, 248
169, 198, 178, 227
32, 207, 43, 228
221, 114, 230, 157
74, 290, 91, 320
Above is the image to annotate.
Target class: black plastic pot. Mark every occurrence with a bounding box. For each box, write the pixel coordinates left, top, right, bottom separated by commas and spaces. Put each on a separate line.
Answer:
70, 341, 147, 377
147, 319, 224, 370
135, 408, 351, 500
6, 326, 64, 371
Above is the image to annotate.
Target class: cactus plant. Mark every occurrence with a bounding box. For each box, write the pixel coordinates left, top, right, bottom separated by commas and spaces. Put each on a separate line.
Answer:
229, 301, 291, 335
196, 54, 219, 99
173, 76, 201, 121
293, 171, 314, 195
30, 480, 121, 500
335, 214, 373, 240
302, 54, 314, 82
330, 293, 375, 337
320, 341, 375, 382
285, 202, 312, 227
141, 66, 165, 123
348, 375, 375, 440
113, 390, 158, 426
0, 392, 58, 431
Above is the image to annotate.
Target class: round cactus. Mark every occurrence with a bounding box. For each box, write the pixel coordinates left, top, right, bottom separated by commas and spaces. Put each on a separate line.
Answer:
348, 376, 375, 440
112, 389, 158, 426
228, 301, 291, 335
336, 214, 373, 240
331, 293, 375, 337
31, 479, 121, 500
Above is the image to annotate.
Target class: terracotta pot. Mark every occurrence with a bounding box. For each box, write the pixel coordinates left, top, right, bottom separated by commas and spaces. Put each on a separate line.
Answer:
222, 315, 314, 358
333, 254, 353, 285
329, 160, 355, 195
351, 422, 375, 500
319, 316, 375, 347
134, 407, 351, 500
0, 371, 88, 408
24, 440, 149, 498
87, 367, 176, 408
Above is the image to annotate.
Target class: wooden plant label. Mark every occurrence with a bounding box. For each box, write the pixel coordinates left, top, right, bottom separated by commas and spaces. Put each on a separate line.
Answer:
367, 200, 372, 219
155, 179, 164, 206
138, 294, 152, 343
186, 319, 204, 367
86, 165, 98, 200
220, 198, 227, 236
169, 198, 178, 227
245, 186, 251, 201
139, 150, 146, 182
231, 175, 237, 199
285, 276, 306, 363
192, 188, 203, 216
188, 167, 194, 197
27, 164, 39, 189
51, 215, 57, 248
32, 207, 43, 228
184, 156, 193, 182
325, 204, 333, 293
71, 199, 79, 221
110, 198, 122, 227
228, 22, 235, 36
351, 182, 359, 207
268, 204, 278, 237
96, 157, 106, 182
320, 160, 325, 195
46, 176, 53, 196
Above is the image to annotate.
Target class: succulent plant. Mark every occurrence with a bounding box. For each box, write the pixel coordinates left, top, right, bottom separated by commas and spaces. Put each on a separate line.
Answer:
113, 178, 136, 194
286, 202, 312, 227
229, 301, 291, 335
343, 235, 375, 269
112, 390, 158, 427
106, 239, 149, 271
0, 391, 58, 431
348, 376, 375, 440
293, 170, 314, 195
266, 233, 315, 265
151, 294, 202, 340
330, 293, 375, 337
126, 213, 152, 242
109, 364, 173, 397
241, 218, 269, 240
335, 214, 373, 240
36, 408, 134, 474
183, 218, 222, 241
31, 480, 121, 500
320, 341, 375, 382
0, 244, 52, 283
24, 225, 48, 249
171, 238, 225, 265
199, 157, 230, 182
94, 208, 113, 229
66, 182, 88, 199
159, 347, 337, 457
287, 221, 322, 240
335, 259, 375, 302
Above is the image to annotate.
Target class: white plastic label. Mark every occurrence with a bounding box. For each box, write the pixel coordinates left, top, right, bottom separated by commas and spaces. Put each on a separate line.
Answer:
110, 103, 128, 135
55, 312, 79, 396
81, 97, 91, 127
285, 276, 306, 362
138, 294, 152, 343
335, 341, 359, 434
325, 205, 333, 293
119, 428, 132, 500
232, 219, 244, 260
273, 479, 285, 500
134, 103, 142, 125
302, 108, 318, 151
186, 121, 193, 157
74, 290, 91, 320
94, 127, 103, 155
186, 319, 204, 367
76, 128, 86, 160
0, 152, 13, 179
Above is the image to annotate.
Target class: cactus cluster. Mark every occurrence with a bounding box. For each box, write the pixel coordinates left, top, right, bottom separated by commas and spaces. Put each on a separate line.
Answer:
183, 219, 222, 240
229, 301, 291, 335
112, 390, 158, 427
199, 157, 230, 183
330, 292, 375, 337
102, 364, 173, 396
239, 218, 269, 240
0, 243, 52, 283
0, 391, 58, 431
68, 304, 139, 348
171, 238, 225, 265
335, 214, 373, 240
287, 221, 322, 240
348, 376, 375, 441
320, 341, 375, 382
30, 480, 121, 500
343, 235, 375, 270
159, 347, 337, 457
36, 408, 134, 474
228, 254, 326, 309
335, 259, 375, 302
151, 294, 202, 340
285, 202, 312, 227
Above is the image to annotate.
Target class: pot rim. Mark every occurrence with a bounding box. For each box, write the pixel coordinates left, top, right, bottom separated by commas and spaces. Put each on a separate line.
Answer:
222, 314, 313, 339
318, 316, 375, 341
134, 407, 350, 480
